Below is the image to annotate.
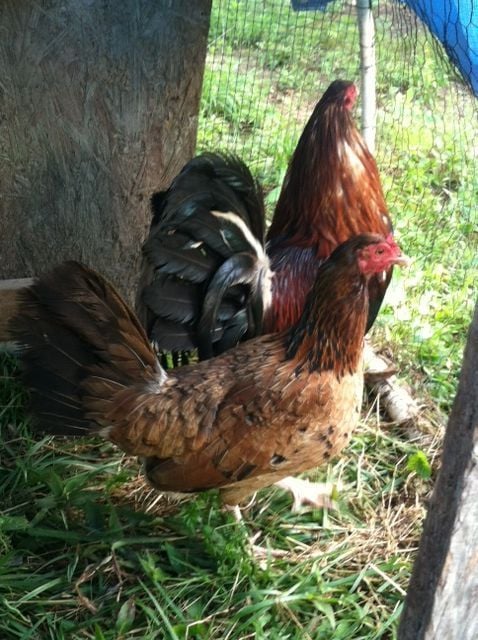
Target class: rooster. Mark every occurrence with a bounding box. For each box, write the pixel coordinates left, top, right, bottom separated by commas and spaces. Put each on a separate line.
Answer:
136, 80, 392, 364
11, 235, 408, 509
135, 79, 393, 508
266, 79, 392, 333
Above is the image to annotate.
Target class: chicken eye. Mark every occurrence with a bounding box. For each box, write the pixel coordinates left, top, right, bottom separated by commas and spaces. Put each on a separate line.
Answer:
375, 248, 384, 255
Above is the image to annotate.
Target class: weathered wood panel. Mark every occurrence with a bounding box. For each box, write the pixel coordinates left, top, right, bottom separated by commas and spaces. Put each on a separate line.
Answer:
0, 0, 211, 302
0, 279, 33, 345
398, 301, 478, 640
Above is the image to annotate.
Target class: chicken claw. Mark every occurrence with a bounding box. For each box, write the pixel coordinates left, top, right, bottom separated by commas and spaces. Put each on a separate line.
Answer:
223, 480, 336, 563
223, 503, 288, 562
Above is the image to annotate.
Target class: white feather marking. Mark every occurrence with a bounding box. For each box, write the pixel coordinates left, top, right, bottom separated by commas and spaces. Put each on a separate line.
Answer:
210, 210, 273, 310
210, 210, 266, 260
260, 268, 273, 311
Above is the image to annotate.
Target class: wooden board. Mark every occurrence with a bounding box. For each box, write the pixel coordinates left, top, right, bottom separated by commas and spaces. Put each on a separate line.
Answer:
398, 301, 478, 640
0, 278, 33, 343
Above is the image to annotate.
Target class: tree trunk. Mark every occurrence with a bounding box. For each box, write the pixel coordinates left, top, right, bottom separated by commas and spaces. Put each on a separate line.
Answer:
0, 0, 212, 302
398, 301, 478, 640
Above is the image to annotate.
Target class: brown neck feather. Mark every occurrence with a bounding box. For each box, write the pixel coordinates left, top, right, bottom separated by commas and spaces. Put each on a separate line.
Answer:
268, 100, 390, 253
285, 260, 368, 378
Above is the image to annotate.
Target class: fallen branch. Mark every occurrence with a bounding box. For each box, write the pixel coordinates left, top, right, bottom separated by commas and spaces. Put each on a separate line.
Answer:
364, 339, 419, 427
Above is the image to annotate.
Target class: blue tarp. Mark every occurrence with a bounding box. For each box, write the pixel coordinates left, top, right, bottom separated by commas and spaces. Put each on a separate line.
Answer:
402, 0, 478, 95
291, 0, 332, 9
291, 0, 478, 96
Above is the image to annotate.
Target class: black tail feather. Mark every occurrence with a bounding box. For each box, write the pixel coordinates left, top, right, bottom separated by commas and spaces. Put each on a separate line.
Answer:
137, 152, 271, 363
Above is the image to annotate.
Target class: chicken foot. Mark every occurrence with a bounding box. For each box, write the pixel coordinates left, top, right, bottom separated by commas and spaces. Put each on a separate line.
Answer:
224, 477, 335, 560
275, 476, 336, 512
224, 503, 288, 560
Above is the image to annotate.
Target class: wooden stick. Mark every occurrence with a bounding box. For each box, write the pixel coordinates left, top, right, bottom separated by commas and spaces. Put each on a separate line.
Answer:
357, 0, 377, 153
398, 301, 478, 640
0, 278, 33, 344
364, 340, 419, 427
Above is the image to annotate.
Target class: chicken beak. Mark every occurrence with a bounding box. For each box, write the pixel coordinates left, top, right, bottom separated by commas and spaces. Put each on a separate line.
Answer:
393, 253, 412, 268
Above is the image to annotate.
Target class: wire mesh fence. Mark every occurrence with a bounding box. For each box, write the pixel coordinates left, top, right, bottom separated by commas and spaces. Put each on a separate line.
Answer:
197, 0, 478, 412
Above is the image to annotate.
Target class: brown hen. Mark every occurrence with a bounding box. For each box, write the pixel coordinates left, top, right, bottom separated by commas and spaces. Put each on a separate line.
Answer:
12, 234, 407, 507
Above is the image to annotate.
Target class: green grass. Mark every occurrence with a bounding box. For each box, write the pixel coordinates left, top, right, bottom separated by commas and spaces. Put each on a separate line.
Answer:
1, 354, 433, 639
1, 0, 477, 638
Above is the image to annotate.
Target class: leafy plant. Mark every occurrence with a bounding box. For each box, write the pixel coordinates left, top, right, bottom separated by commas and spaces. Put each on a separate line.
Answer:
407, 451, 432, 480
